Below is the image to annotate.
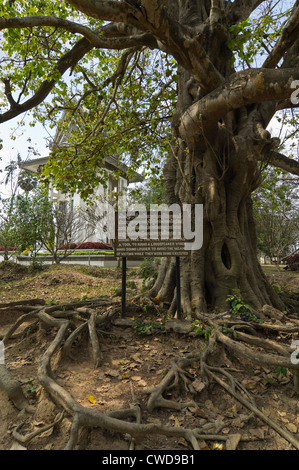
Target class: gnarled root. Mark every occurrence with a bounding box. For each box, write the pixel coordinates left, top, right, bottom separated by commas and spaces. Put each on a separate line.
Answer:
0, 364, 28, 410
145, 356, 197, 412
13, 412, 65, 445
3, 297, 299, 450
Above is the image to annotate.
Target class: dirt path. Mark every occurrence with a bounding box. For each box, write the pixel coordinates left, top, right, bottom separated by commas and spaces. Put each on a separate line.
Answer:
0, 262, 299, 451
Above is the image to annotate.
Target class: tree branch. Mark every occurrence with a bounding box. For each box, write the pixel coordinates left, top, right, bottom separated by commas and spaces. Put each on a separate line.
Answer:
266, 151, 299, 177
226, 0, 264, 25
68, 0, 223, 92
0, 10, 222, 98
0, 13, 158, 123
101, 21, 146, 38
66, 0, 136, 23
0, 17, 155, 125
263, 5, 299, 68
0, 37, 93, 124
210, 0, 225, 26
275, 99, 299, 112
179, 67, 299, 140
0, 16, 157, 50
2, 79, 16, 108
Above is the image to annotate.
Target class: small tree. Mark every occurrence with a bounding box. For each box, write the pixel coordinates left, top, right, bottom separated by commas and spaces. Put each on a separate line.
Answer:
256, 211, 299, 264
13, 187, 85, 264
47, 201, 84, 264
0, 157, 36, 260
253, 168, 299, 263
0, 197, 18, 260
12, 185, 54, 256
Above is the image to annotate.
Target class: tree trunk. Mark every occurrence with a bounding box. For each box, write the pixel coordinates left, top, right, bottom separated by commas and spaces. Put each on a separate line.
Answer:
4, 246, 9, 261
150, 67, 285, 316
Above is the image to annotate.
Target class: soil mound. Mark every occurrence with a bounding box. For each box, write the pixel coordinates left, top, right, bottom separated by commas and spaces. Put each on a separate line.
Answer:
0, 261, 29, 282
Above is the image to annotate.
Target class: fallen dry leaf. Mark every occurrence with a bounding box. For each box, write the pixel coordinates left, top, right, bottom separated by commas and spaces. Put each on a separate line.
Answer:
221, 427, 230, 435
105, 370, 119, 378
249, 428, 265, 439
178, 437, 189, 448
192, 378, 205, 393
130, 353, 143, 363
111, 359, 122, 366
169, 414, 183, 427
241, 378, 259, 390
286, 423, 297, 433
225, 404, 239, 418
226, 433, 242, 450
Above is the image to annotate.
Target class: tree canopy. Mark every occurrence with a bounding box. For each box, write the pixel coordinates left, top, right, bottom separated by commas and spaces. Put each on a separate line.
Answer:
0, 0, 299, 194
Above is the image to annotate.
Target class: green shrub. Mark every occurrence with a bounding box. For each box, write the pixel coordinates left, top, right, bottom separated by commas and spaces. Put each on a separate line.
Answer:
139, 258, 160, 290
28, 258, 45, 273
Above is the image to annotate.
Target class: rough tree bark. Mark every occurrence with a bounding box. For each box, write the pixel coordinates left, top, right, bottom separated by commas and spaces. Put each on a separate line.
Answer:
150, 73, 286, 314
147, 1, 299, 315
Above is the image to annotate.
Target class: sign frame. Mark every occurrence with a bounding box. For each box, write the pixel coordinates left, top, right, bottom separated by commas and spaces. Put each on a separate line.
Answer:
113, 210, 186, 319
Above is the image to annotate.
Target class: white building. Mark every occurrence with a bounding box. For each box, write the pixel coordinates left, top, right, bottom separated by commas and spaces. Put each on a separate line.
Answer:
20, 109, 143, 245
20, 153, 143, 246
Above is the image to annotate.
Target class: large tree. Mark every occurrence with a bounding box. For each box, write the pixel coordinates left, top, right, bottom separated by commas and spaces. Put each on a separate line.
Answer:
1, 0, 299, 314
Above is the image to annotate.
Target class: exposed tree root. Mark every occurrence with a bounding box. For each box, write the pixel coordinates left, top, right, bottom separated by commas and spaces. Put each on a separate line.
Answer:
204, 365, 299, 450
12, 411, 65, 445
0, 364, 28, 411
145, 356, 196, 412
1, 297, 299, 450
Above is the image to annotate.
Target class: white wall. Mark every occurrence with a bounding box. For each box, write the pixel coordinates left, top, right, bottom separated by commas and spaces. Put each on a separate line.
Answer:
50, 173, 127, 244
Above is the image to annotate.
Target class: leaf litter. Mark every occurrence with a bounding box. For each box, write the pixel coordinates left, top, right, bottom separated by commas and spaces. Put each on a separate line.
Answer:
0, 263, 299, 450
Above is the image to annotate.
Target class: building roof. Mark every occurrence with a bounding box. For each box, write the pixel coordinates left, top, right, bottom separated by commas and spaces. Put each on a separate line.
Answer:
20, 108, 144, 183
20, 154, 143, 183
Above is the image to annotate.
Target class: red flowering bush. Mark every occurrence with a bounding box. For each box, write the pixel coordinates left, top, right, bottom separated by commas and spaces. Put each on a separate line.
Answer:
284, 254, 299, 271
0, 246, 17, 251
58, 243, 77, 250
285, 254, 299, 265
58, 242, 113, 251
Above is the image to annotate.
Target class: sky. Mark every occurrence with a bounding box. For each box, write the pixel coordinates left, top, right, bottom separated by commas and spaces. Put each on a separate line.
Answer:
0, 114, 53, 196
0, 117, 51, 164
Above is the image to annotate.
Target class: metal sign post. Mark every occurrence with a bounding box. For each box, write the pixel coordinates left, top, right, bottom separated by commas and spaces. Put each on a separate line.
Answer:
176, 257, 181, 320
121, 257, 127, 319
115, 211, 187, 319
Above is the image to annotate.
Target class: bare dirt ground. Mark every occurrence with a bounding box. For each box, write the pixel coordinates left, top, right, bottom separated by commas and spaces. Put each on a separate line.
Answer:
0, 261, 299, 451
